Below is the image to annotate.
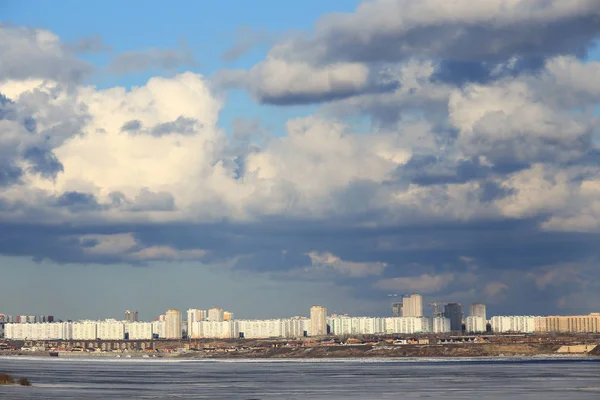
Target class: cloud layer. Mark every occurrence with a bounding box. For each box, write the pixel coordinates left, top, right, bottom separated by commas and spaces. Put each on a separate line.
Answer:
2, 1, 600, 316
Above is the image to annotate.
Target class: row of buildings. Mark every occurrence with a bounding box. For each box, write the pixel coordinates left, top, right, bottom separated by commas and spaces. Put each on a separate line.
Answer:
2, 315, 452, 341
3, 300, 600, 341
5, 312, 600, 341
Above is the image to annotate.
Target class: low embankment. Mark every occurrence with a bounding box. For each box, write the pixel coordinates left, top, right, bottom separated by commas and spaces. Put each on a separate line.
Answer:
178, 342, 599, 359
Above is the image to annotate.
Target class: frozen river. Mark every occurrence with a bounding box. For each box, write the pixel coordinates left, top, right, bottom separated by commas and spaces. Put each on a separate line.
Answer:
1, 356, 599, 399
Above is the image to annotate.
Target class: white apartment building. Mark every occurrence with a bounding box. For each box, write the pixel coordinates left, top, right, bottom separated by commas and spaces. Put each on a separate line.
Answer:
431, 317, 452, 333
329, 316, 386, 336
281, 317, 310, 338
72, 320, 98, 340
208, 308, 225, 322
384, 317, 447, 334
490, 316, 539, 333
465, 316, 486, 333
237, 319, 283, 339
165, 310, 182, 339
127, 322, 153, 340
192, 321, 237, 339
310, 306, 327, 336
151, 320, 166, 339
187, 309, 206, 338
97, 320, 126, 340
402, 294, 423, 317
4, 322, 73, 340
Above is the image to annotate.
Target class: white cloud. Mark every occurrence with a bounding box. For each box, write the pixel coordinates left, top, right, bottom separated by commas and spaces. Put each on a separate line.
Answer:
217, 58, 371, 104
80, 233, 207, 262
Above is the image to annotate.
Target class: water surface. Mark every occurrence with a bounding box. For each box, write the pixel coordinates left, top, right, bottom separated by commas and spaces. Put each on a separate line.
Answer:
1, 356, 599, 399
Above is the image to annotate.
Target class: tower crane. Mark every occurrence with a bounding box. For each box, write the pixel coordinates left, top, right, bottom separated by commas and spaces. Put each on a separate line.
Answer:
428, 302, 446, 317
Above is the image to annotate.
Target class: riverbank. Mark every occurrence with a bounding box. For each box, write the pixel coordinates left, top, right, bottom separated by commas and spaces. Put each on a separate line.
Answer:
2, 342, 599, 359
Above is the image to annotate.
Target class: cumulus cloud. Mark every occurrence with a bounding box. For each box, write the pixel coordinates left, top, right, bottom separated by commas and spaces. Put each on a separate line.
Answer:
216, 59, 381, 105
2, 1, 600, 315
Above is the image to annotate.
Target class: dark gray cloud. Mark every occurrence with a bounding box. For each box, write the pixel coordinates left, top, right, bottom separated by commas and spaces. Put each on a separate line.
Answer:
23, 147, 64, 179
120, 119, 142, 133
54, 191, 101, 211
150, 116, 198, 137
0, 162, 22, 187
303, 0, 600, 65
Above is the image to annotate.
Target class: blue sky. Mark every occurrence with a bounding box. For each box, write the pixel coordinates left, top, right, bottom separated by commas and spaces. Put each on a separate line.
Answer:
2, 0, 363, 137
1, 1, 600, 321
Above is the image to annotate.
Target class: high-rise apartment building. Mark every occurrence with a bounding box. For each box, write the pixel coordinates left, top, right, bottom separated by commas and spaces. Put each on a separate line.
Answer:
444, 303, 463, 332
125, 310, 138, 322
402, 294, 423, 317
208, 308, 224, 322
187, 309, 206, 338
165, 309, 182, 339
224, 311, 234, 321
310, 306, 327, 336
392, 302, 403, 317
469, 303, 486, 321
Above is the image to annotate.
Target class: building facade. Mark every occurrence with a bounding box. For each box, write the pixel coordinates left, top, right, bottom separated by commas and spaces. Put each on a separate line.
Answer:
187, 309, 206, 338
4, 322, 73, 340
392, 302, 403, 317
444, 303, 463, 332
538, 314, 600, 333
72, 320, 98, 340
465, 316, 486, 333
489, 316, 539, 333
97, 319, 126, 340
310, 306, 328, 336
127, 322, 153, 340
125, 310, 138, 322
469, 303, 487, 321
208, 308, 225, 322
329, 316, 386, 336
402, 294, 423, 317
165, 310, 182, 339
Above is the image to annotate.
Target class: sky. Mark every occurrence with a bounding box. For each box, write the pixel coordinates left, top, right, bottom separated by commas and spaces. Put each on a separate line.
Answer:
1, 0, 600, 321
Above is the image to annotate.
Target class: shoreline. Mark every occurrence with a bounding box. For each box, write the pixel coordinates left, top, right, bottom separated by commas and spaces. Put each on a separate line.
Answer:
2, 354, 599, 363
2, 342, 599, 360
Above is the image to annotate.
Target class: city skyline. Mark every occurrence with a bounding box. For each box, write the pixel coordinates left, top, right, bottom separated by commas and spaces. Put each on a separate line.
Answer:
4, 302, 600, 342
2, 1, 600, 319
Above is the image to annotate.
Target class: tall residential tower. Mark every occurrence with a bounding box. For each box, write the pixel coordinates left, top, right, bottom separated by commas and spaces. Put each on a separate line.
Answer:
125, 310, 138, 322
402, 294, 423, 317
165, 309, 182, 339
469, 303, 487, 321
310, 306, 327, 336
